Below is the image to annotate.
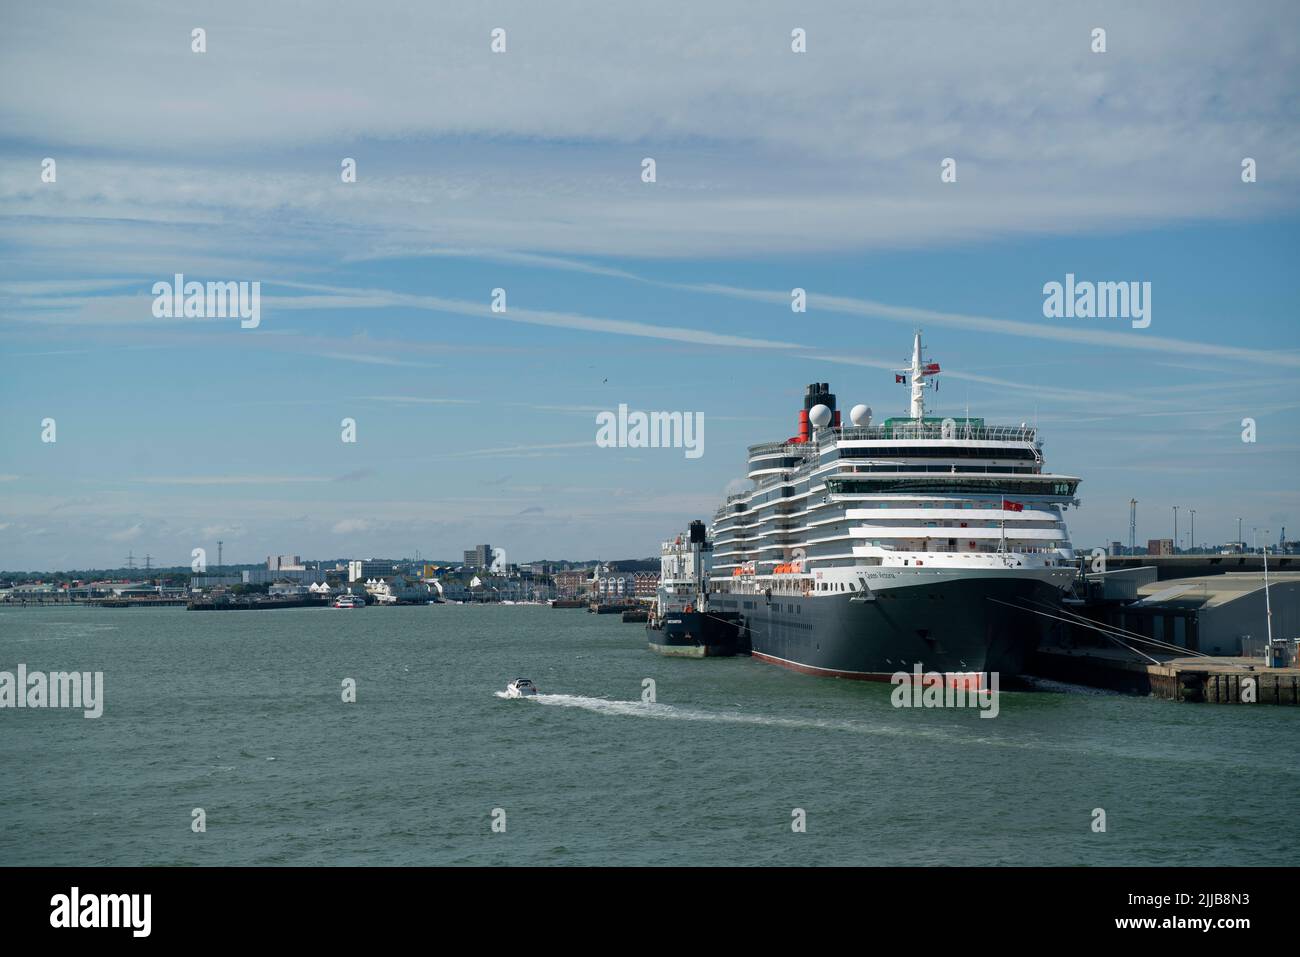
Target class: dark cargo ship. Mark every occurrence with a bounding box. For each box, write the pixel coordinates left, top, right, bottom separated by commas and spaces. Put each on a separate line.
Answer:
647, 520, 747, 657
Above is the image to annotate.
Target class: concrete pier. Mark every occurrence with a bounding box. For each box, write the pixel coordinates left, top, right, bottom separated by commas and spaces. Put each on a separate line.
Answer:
1029, 646, 1300, 704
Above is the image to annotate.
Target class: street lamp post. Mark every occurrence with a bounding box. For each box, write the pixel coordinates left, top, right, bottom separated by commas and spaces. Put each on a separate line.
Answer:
1173, 506, 1179, 554
1190, 509, 1195, 554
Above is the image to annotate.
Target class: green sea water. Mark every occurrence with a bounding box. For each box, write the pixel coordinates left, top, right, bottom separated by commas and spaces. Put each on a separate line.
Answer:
1, 603, 1297, 866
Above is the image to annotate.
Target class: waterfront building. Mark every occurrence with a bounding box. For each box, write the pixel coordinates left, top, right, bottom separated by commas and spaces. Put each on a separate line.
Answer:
191, 574, 242, 588
348, 559, 395, 582
1147, 539, 1175, 556
1071, 567, 1300, 658
269, 581, 311, 597
633, 571, 660, 598
364, 576, 434, 604
554, 569, 589, 596
244, 567, 327, 585
593, 570, 636, 599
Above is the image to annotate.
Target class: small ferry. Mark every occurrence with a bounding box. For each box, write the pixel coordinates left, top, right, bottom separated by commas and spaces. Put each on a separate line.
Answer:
332, 594, 365, 609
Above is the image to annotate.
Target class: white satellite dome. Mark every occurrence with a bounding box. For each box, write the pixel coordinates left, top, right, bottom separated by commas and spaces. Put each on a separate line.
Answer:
849, 404, 872, 427
808, 404, 833, 428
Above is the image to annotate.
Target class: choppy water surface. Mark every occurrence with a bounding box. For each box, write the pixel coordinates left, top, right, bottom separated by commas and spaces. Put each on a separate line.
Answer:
1, 604, 1296, 865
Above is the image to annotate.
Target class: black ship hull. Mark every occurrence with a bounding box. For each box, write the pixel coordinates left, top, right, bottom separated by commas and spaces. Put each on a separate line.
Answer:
711, 574, 1061, 679
647, 610, 748, 658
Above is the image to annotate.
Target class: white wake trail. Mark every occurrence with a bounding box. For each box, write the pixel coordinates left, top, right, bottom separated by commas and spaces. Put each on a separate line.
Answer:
530, 692, 876, 735
512, 692, 1065, 754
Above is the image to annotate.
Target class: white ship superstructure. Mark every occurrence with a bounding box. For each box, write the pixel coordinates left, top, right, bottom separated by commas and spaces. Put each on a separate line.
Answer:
655, 520, 713, 617
706, 332, 1081, 679
647, 520, 747, 657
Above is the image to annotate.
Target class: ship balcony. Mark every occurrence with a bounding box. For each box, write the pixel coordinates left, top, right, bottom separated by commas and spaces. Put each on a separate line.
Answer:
845, 508, 1063, 523
830, 463, 1040, 475
850, 525, 1065, 542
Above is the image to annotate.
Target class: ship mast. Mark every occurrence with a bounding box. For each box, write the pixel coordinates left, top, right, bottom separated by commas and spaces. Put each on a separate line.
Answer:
910, 331, 925, 419
898, 330, 940, 420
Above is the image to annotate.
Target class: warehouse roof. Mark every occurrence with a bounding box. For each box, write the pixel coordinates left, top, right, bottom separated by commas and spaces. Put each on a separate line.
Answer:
1132, 571, 1300, 609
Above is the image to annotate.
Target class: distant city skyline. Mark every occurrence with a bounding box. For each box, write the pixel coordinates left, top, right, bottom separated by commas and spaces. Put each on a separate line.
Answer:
2, 1, 1298, 569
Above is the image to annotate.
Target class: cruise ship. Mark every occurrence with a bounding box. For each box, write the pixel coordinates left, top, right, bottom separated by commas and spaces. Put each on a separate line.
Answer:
706, 332, 1081, 680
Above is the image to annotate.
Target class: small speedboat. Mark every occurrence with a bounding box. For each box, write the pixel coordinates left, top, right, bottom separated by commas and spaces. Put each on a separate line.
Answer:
505, 678, 539, 698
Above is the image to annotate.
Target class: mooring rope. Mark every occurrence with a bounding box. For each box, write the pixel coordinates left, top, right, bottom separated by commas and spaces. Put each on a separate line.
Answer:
1023, 596, 1212, 658
988, 596, 1162, 664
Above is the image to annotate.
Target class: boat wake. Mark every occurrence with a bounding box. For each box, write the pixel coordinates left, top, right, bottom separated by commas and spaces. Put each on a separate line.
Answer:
504, 692, 1116, 757
525, 692, 921, 739
495, 689, 1293, 775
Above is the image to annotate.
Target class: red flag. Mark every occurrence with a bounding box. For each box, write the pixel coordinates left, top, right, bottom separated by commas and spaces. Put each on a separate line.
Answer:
895, 374, 905, 384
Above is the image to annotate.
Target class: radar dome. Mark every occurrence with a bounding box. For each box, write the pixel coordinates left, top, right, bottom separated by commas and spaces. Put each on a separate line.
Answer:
809, 404, 832, 428
849, 404, 872, 427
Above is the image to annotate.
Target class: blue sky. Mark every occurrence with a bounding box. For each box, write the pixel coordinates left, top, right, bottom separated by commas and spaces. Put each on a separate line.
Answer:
1, 1, 1298, 569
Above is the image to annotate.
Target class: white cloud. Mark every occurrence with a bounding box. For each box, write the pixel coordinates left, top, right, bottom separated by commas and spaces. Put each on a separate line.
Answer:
1, 1, 1295, 265
358, 395, 477, 405
331, 519, 371, 535
449, 440, 597, 458
315, 353, 440, 368
12, 273, 1293, 373
135, 475, 332, 485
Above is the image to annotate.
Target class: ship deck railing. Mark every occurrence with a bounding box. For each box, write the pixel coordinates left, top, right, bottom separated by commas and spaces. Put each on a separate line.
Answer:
742, 465, 1070, 494
747, 425, 1038, 458
828, 424, 1038, 444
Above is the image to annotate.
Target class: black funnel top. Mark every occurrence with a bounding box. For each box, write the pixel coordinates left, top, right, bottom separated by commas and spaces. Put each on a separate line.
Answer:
804, 383, 836, 411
